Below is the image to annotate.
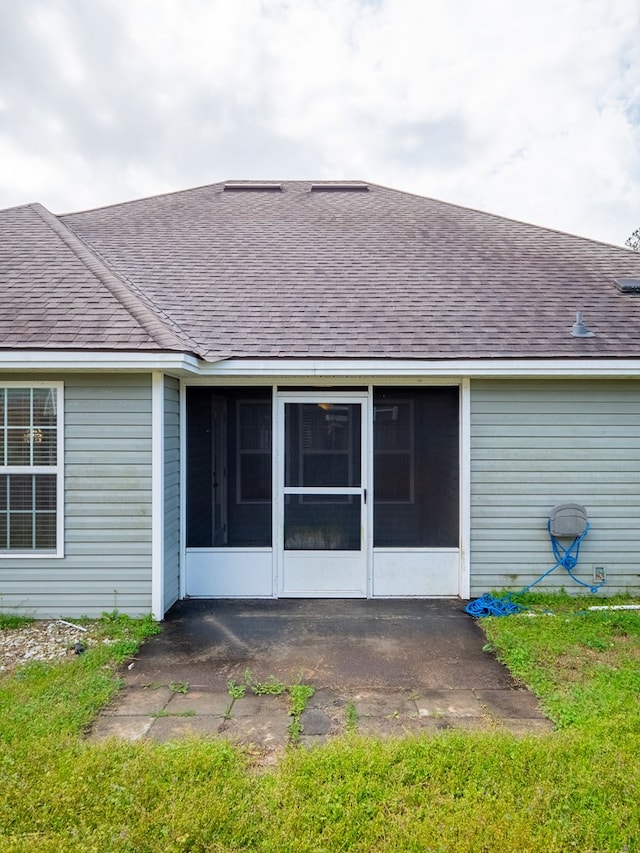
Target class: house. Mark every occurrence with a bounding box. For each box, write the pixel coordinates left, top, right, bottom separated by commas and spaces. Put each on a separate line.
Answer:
1, 180, 640, 619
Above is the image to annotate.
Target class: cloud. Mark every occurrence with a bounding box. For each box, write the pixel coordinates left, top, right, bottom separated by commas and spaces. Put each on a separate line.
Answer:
0, 0, 639, 244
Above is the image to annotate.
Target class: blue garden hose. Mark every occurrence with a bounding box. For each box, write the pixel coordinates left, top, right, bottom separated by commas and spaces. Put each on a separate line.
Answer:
464, 593, 525, 617
465, 520, 604, 617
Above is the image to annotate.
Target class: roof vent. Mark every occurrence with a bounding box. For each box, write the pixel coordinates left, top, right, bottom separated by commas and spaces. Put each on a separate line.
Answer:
310, 183, 369, 192
571, 311, 595, 338
614, 277, 640, 293
223, 183, 282, 192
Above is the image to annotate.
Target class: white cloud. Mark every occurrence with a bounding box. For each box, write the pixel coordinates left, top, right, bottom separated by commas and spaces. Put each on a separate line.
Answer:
28, 5, 87, 85
0, 0, 639, 244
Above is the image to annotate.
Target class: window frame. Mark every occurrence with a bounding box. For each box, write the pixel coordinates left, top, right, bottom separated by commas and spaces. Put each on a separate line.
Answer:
0, 381, 64, 558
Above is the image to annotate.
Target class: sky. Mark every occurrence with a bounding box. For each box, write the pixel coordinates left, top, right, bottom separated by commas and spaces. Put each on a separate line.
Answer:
1, 0, 639, 246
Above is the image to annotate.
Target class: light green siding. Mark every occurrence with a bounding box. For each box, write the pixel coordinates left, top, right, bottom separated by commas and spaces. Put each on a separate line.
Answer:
470, 379, 640, 596
163, 376, 180, 612
0, 374, 153, 617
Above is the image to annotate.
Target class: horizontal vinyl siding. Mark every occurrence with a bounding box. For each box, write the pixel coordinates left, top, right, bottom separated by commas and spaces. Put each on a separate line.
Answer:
0, 373, 153, 617
163, 376, 180, 612
470, 379, 640, 596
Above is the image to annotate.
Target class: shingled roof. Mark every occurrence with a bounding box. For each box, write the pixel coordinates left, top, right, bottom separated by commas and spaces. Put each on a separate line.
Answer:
0, 203, 198, 354
3, 180, 640, 361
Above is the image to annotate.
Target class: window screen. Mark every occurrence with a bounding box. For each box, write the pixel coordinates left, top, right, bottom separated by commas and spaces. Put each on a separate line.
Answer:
186, 388, 272, 547
373, 387, 459, 547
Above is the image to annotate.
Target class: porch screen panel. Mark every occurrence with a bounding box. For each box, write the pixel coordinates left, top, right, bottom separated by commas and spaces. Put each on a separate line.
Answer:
186, 388, 272, 547
373, 387, 459, 547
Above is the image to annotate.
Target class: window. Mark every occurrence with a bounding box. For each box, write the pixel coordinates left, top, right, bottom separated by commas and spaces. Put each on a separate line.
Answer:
0, 385, 62, 554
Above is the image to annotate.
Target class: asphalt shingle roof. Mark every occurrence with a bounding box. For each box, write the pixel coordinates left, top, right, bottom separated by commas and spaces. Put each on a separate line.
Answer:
0, 203, 194, 353
4, 181, 640, 360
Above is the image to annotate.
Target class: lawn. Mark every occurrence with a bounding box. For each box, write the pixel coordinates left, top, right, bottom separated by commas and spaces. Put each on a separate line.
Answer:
0, 595, 639, 852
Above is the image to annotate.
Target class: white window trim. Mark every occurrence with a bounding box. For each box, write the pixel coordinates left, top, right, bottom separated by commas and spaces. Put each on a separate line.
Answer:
0, 381, 64, 558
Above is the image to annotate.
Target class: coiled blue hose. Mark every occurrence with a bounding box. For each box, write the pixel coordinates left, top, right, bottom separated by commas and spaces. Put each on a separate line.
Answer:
465, 521, 604, 617
464, 593, 524, 617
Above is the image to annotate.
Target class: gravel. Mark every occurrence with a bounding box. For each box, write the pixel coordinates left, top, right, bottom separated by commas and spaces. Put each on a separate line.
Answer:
0, 620, 94, 673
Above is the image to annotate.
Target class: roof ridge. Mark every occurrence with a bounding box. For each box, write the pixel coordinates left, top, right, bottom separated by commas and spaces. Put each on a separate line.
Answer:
30, 204, 205, 356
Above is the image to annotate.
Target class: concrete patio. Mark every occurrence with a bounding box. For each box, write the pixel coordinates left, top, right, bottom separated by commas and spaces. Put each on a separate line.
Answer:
90, 599, 553, 753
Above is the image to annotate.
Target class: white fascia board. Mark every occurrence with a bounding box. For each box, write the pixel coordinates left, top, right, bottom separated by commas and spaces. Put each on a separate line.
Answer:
197, 358, 640, 379
0, 351, 205, 374
3, 353, 640, 379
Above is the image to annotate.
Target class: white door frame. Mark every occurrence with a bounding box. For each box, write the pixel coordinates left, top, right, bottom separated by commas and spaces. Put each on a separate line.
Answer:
274, 391, 370, 597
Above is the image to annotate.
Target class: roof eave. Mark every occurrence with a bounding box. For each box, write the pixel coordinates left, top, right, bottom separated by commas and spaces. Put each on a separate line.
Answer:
1, 352, 639, 379
0, 350, 209, 375
179, 356, 640, 379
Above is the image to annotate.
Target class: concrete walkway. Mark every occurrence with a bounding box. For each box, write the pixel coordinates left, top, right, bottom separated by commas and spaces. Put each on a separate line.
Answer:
90, 599, 553, 754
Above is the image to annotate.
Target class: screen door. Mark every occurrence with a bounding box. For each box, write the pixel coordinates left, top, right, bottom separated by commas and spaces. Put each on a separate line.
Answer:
278, 394, 368, 596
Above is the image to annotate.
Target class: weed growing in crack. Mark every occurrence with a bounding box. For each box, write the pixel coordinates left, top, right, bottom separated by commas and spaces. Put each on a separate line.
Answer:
345, 700, 358, 732
244, 670, 286, 696
150, 710, 196, 718
224, 679, 246, 720
287, 682, 315, 743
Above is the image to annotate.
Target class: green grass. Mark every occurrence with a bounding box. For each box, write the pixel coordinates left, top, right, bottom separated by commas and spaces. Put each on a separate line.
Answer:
481, 591, 640, 730
0, 612, 161, 747
1, 596, 639, 851
0, 614, 33, 630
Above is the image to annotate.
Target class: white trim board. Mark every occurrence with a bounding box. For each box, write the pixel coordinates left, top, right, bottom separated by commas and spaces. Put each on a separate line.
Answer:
3, 353, 640, 379
202, 358, 640, 378
0, 352, 205, 374
151, 372, 164, 620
